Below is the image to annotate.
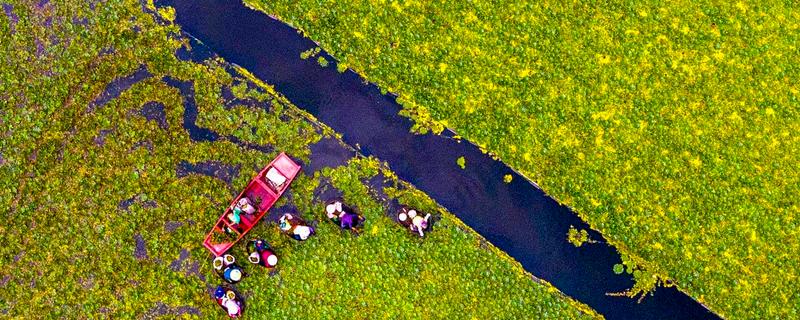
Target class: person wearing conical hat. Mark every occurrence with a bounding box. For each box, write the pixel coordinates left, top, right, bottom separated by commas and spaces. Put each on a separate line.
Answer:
214, 285, 243, 318
214, 254, 246, 284
235, 197, 257, 215
225, 208, 242, 235
325, 201, 343, 220
223, 265, 244, 284
248, 239, 279, 268
292, 225, 314, 241
409, 210, 431, 237
279, 213, 315, 241
326, 200, 365, 231
398, 208, 413, 229
398, 207, 431, 237
278, 213, 295, 232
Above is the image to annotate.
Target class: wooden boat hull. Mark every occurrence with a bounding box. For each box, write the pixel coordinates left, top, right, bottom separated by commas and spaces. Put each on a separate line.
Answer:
203, 152, 301, 256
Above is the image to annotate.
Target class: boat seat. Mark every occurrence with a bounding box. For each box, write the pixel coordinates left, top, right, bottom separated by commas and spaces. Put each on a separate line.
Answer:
265, 167, 287, 190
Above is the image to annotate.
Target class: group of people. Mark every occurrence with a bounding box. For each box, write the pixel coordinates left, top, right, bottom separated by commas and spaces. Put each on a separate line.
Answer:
398, 206, 432, 237
213, 254, 246, 284
213, 199, 433, 318
325, 199, 366, 232
212, 239, 279, 317
212, 212, 317, 317
214, 286, 243, 318
248, 239, 279, 268
279, 213, 316, 241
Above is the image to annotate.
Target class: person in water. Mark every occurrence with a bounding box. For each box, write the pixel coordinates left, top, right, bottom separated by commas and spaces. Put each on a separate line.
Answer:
248, 239, 278, 268
279, 213, 314, 241
214, 285, 242, 318
398, 207, 431, 237
325, 200, 366, 231
214, 254, 246, 284
410, 211, 431, 237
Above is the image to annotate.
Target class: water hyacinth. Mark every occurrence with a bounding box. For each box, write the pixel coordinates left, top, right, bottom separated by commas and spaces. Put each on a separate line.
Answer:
0, 0, 598, 318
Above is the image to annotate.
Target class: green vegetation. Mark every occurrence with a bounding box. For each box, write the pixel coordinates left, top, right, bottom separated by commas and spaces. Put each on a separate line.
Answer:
613, 264, 625, 275
0, 0, 597, 318
566, 226, 595, 248
238, 157, 598, 318
317, 56, 329, 67
245, 0, 800, 318
300, 47, 320, 60
456, 156, 465, 169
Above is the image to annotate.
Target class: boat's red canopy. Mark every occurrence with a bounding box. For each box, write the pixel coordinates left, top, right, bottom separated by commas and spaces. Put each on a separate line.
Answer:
203, 152, 301, 256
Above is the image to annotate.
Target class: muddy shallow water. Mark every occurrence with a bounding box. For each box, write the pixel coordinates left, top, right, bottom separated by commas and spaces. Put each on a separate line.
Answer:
153, 1, 720, 319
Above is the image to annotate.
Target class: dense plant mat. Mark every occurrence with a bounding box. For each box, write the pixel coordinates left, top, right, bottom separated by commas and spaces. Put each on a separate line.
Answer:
0, 0, 597, 318
245, 0, 800, 318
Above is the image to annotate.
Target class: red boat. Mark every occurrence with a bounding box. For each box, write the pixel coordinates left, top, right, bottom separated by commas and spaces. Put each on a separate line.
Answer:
203, 152, 301, 256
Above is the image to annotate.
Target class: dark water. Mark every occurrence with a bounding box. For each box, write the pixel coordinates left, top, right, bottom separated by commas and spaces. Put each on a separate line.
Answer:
2, 3, 18, 34
162, 75, 275, 155
88, 65, 151, 112
162, 76, 220, 142
156, 1, 720, 319
176, 160, 241, 185
139, 101, 169, 130
133, 233, 148, 260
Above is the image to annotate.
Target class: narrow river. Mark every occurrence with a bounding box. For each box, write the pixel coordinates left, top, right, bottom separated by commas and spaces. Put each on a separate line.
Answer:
155, 1, 719, 319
